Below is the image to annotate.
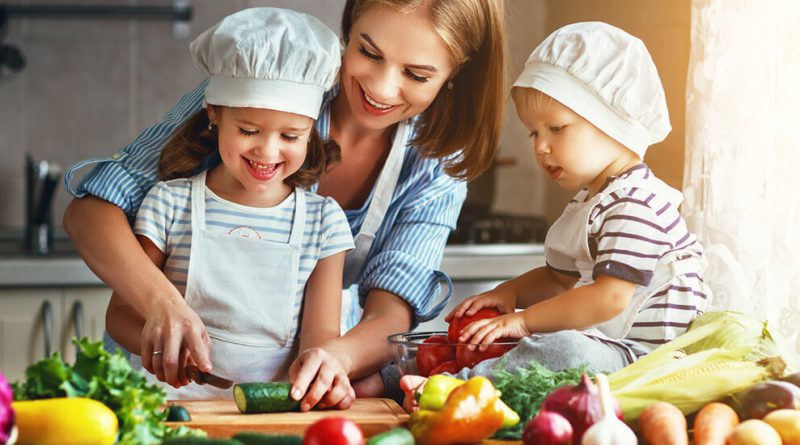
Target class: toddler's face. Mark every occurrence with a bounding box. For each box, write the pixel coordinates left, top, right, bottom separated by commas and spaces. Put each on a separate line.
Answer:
209, 106, 313, 196
515, 91, 633, 195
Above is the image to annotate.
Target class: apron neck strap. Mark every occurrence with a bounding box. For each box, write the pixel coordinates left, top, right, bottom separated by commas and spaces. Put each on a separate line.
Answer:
288, 188, 305, 246
191, 171, 208, 230
359, 120, 409, 237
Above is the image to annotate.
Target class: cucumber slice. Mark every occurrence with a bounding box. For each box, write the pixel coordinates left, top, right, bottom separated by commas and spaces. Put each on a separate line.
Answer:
161, 438, 245, 445
233, 382, 300, 414
166, 404, 192, 422
232, 431, 303, 445
366, 427, 415, 445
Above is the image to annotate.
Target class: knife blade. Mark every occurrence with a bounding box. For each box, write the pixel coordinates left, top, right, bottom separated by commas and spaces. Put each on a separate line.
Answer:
185, 366, 234, 389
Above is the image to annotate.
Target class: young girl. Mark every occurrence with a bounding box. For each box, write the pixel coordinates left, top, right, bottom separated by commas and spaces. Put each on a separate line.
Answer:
402, 22, 711, 404
105, 8, 355, 404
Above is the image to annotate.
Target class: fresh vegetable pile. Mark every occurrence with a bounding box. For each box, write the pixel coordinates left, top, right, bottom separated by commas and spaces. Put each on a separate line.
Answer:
607, 311, 793, 423
491, 359, 585, 439
10, 337, 204, 444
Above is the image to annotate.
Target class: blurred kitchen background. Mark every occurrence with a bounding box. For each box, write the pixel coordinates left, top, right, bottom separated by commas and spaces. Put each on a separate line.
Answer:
0, 0, 690, 233
0, 0, 693, 377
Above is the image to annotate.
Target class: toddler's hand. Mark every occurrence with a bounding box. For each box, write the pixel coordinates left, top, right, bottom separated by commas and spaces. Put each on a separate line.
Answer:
399, 375, 428, 413
459, 312, 530, 347
445, 287, 516, 322
289, 347, 355, 411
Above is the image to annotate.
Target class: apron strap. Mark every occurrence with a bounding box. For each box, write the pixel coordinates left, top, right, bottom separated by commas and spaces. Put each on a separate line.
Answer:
359, 121, 409, 238
342, 120, 409, 287
191, 171, 208, 230
288, 188, 306, 247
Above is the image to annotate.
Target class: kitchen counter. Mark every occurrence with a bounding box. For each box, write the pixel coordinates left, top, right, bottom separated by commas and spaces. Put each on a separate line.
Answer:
0, 229, 545, 287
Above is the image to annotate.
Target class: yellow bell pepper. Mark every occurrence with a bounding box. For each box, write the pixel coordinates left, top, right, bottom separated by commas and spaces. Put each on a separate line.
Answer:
409, 376, 506, 445
12, 397, 118, 445
417, 374, 520, 428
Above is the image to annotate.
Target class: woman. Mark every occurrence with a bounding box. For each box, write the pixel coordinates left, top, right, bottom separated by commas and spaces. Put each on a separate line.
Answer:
63, 0, 507, 409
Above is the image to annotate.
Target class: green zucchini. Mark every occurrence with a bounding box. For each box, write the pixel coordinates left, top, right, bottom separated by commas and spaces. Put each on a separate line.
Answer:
166, 404, 192, 422
233, 382, 300, 414
366, 427, 415, 445
161, 438, 245, 445
232, 431, 303, 445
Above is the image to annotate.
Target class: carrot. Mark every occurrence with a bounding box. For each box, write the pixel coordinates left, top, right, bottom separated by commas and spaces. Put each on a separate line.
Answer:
639, 401, 689, 445
693, 402, 739, 445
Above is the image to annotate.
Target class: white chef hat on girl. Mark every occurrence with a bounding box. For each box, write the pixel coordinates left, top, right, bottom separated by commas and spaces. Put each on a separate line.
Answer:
513, 22, 671, 158
190, 7, 341, 119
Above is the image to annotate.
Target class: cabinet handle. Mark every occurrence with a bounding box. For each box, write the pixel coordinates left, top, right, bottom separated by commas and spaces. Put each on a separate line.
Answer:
41, 300, 53, 358
72, 301, 84, 340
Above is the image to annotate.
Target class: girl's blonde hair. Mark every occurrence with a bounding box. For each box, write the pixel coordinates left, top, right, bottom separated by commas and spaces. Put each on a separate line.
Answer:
341, 0, 507, 181
158, 107, 340, 187
511, 87, 554, 120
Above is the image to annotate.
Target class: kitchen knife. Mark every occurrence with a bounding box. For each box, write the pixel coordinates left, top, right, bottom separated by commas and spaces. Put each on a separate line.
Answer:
186, 366, 234, 389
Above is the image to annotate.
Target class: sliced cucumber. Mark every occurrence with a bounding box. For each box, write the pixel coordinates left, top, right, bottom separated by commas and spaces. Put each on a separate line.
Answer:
366, 427, 415, 445
166, 404, 192, 422
232, 431, 303, 445
233, 382, 300, 414
161, 438, 245, 445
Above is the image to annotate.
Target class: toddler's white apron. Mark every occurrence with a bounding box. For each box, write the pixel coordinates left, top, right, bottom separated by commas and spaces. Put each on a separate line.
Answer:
544, 174, 705, 343
135, 171, 306, 399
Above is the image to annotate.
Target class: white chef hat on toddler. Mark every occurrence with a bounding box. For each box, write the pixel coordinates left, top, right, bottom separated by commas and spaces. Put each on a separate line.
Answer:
513, 22, 671, 159
190, 7, 341, 119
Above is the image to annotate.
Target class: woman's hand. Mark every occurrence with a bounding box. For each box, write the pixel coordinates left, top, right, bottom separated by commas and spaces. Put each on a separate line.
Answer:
289, 347, 355, 411
445, 287, 517, 322
458, 311, 530, 347
140, 298, 212, 387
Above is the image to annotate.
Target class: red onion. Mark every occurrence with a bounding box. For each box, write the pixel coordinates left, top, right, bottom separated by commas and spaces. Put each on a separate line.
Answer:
0, 371, 14, 445
523, 411, 573, 445
540, 374, 622, 445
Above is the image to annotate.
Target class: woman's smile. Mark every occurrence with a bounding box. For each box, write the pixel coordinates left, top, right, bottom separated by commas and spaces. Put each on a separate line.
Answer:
359, 83, 399, 116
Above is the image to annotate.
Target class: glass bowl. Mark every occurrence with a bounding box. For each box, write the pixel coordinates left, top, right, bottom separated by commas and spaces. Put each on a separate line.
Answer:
387, 331, 518, 377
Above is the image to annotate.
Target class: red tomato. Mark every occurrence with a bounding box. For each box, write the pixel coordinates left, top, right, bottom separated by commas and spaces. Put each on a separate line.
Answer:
430, 359, 461, 375
447, 308, 503, 343
416, 335, 455, 377
302, 417, 364, 445
455, 342, 514, 368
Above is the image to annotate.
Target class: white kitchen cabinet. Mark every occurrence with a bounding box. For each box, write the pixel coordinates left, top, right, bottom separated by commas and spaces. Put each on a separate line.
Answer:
0, 287, 111, 381
61, 288, 112, 361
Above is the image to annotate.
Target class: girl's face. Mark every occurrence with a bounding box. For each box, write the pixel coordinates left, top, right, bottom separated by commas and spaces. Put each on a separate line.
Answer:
340, 5, 456, 131
516, 93, 638, 196
209, 106, 313, 201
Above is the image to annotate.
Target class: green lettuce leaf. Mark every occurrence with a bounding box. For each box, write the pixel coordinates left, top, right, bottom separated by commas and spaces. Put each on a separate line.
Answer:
12, 337, 206, 444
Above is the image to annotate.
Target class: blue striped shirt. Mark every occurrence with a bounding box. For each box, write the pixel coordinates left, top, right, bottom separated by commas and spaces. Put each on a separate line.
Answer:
65, 80, 467, 326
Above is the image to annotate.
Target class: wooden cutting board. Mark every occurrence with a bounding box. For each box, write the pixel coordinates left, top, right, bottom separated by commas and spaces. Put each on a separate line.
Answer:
166, 398, 409, 438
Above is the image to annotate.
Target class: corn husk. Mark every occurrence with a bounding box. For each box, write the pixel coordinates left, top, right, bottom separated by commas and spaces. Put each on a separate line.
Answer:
608, 311, 790, 424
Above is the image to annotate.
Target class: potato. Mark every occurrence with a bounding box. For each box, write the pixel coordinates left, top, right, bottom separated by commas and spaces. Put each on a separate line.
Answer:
726, 419, 781, 445
763, 409, 800, 445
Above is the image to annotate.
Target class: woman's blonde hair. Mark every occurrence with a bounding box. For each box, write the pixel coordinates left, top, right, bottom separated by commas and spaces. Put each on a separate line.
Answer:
341, 0, 507, 181
158, 107, 340, 187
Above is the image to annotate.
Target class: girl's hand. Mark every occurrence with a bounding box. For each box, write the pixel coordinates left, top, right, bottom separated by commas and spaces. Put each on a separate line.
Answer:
399, 375, 428, 413
289, 347, 355, 411
141, 298, 212, 387
458, 312, 530, 347
445, 287, 516, 322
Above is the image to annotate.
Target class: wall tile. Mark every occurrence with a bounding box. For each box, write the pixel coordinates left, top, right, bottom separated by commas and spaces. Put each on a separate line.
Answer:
134, 0, 240, 129
24, 0, 138, 43
24, 36, 132, 229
